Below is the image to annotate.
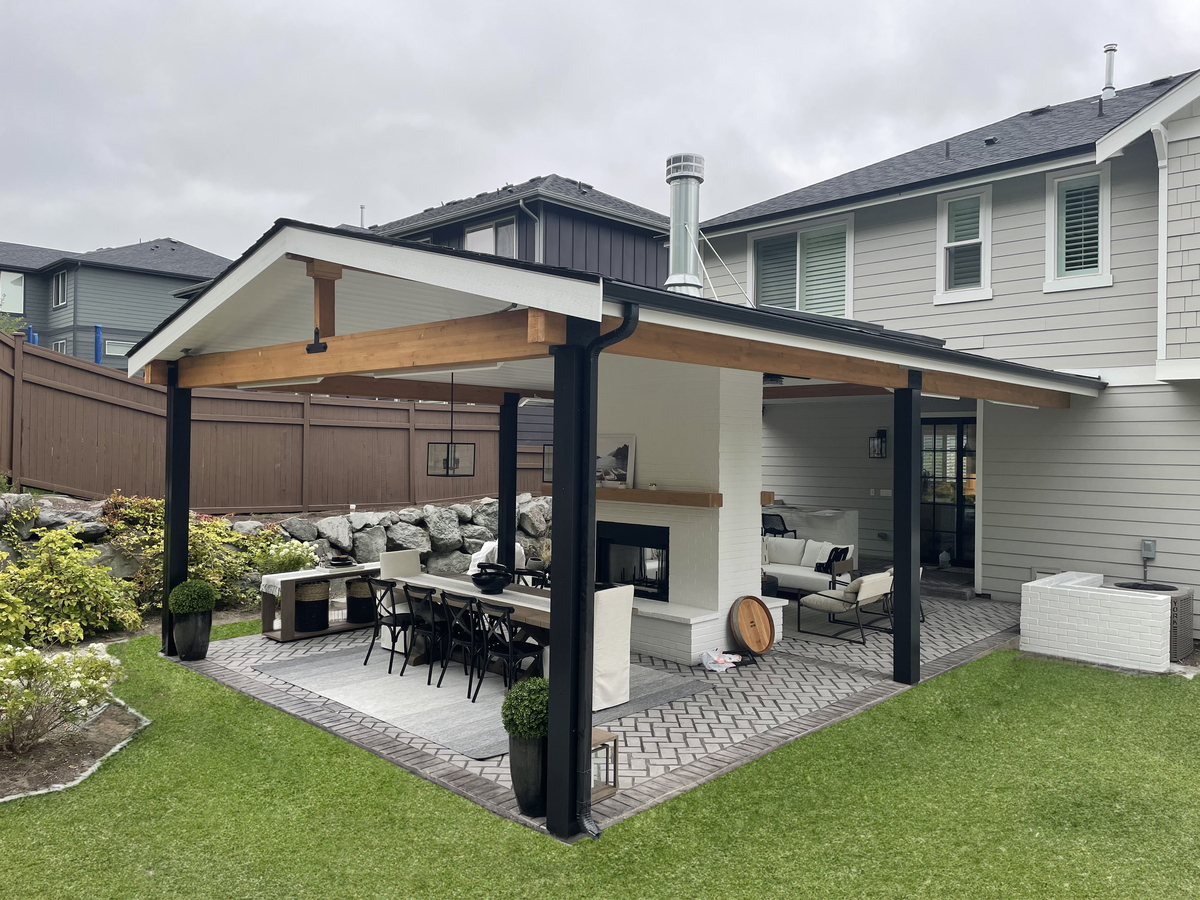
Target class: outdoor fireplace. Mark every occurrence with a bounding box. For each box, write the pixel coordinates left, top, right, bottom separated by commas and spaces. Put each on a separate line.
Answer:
596, 521, 669, 602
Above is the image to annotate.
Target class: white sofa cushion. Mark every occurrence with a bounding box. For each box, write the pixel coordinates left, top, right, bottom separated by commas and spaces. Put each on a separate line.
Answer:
764, 536, 806, 567
762, 564, 834, 593
801, 540, 832, 569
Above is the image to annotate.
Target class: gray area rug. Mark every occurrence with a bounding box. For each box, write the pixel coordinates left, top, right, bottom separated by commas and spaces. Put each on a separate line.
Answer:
255, 647, 711, 759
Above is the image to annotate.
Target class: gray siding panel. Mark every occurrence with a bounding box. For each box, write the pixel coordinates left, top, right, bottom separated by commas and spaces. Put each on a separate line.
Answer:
541, 205, 668, 289
74, 266, 192, 333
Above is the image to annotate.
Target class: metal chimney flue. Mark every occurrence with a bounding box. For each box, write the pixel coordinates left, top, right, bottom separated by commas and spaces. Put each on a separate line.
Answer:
665, 153, 705, 296
1102, 43, 1118, 100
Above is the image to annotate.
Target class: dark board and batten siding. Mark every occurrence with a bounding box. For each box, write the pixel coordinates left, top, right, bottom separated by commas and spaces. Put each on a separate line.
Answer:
542, 205, 669, 288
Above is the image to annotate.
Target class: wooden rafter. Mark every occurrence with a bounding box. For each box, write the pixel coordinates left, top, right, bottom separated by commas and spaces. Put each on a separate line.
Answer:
764, 383, 893, 400
250, 376, 550, 405
305, 259, 341, 339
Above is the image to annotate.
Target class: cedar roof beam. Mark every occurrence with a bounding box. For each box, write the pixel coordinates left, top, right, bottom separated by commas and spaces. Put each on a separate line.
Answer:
921, 371, 1070, 409
764, 384, 893, 400
250, 376, 551, 405
160, 308, 563, 390
305, 259, 342, 339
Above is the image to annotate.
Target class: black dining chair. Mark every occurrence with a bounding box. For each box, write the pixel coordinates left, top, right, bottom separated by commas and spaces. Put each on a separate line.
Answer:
761, 512, 797, 539
362, 576, 414, 674
438, 590, 481, 696
399, 584, 445, 685
472, 599, 545, 703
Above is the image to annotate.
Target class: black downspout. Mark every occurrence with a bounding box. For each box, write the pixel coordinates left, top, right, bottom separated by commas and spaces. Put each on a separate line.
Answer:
892, 369, 922, 684
498, 392, 520, 572
162, 362, 192, 656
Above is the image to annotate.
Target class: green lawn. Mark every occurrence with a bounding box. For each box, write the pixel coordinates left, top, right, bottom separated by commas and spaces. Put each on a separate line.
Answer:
2, 622, 1199, 899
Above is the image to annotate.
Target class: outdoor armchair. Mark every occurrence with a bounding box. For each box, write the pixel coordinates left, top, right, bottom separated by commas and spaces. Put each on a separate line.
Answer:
796, 571, 894, 645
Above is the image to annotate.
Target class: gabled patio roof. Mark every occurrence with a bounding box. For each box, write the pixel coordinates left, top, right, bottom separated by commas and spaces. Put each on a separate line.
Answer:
130, 219, 1102, 409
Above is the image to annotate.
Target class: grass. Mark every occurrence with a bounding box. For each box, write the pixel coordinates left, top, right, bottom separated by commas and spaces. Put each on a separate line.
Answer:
2, 623, 1199, 899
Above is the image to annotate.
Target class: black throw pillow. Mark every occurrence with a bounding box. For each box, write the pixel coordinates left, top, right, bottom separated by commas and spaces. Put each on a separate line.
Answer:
815, 545, 850, 575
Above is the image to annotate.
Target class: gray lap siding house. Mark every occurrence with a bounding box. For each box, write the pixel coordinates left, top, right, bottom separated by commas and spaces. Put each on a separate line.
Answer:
699, 71, 1200, 618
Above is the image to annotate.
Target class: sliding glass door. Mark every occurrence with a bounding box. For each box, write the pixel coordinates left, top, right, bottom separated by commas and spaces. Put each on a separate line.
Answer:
920, 418, 976, 567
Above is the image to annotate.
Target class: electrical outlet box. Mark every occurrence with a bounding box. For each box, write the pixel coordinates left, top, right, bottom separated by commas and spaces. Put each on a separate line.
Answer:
1141, 539, 1157, 560
881, 489, 893, 497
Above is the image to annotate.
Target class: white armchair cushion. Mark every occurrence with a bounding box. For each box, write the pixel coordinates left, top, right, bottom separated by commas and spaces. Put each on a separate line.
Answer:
801, 540, 832, 569
764, 536, 805, 567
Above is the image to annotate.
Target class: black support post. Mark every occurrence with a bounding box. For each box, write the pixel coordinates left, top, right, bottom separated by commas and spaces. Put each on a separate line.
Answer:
498, 392, 519, 572
546, 316, 601, 841
162, 363, 192, 657
892, 369, 922, 684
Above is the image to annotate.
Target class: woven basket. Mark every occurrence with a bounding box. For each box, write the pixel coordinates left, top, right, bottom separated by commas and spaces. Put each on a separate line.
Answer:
346, 579, 372, 600
296, 581, 331, 603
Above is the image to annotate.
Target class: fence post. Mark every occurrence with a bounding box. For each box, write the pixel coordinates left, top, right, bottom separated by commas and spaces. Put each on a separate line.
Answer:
301, 394, 311, 512
10, 333, 22, 492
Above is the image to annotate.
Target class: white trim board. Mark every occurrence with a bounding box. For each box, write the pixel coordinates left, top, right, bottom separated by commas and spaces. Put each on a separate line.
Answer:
934, 184, 993, 306
1042, 162, 1112, 295
1095, 72, 1200, 163
1156, 358, 1200, 381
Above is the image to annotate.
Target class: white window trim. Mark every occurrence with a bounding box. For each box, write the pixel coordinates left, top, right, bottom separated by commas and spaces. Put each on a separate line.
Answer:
1043, 162, 1112, 294
50, 271, 68, 309
51, 340, 67, 353
745, 213, 854, 317
934, 185, 993, 305
464, 217, 518, 259
105, 340, 136, 357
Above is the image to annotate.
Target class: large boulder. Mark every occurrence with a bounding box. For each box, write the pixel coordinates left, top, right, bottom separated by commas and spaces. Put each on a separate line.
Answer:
424, 551, 472, 575
516, 492, 533, 505
517, 531, 544, 564
385, 522, 431, 554
239, 571, 264, 592
352, 526, 388, 563
0, 540, 16, 564
450, 503, 474, 523
0, 497, 10, 526
89, 543, 140, 579
316, 516, 353, 552
233, 520, 264, 535
461, 523, 492, 556
423, 505, 462, 552
77, 521, 109, 541
279, 517, 318, 542
395, 507, 425, 525
347, 511, 388, 531
518, 504, 547, 538
305, 538, 334, 565
471, 498, 499, 534
35, 509, 73, 530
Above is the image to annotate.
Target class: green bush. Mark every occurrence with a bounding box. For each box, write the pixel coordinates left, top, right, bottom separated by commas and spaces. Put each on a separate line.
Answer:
0, 585, 26, 646
0, 643, 124, 754
168, 579, 217, 614
0, 529, 140, 646
251, 537, 318, 575
500, 676, 549, 739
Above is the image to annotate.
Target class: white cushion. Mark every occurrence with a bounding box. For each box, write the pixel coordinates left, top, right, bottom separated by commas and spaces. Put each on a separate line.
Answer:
762, 564, 833, 593
801, 540, 832, 569
764, 536, 805, 567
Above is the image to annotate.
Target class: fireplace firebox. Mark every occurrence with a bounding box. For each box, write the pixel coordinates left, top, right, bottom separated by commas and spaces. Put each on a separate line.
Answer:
596, 521, 669, 602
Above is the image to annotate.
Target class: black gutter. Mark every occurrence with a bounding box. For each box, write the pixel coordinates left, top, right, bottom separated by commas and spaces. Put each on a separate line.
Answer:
602, 279, 1107, 393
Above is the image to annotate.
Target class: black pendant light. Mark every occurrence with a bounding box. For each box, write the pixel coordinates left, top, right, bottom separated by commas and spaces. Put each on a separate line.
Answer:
427, 373, 476, 477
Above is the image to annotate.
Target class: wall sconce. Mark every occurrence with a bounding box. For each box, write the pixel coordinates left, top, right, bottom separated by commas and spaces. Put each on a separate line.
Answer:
869, 429, 887, 459
542, 443, 553, 483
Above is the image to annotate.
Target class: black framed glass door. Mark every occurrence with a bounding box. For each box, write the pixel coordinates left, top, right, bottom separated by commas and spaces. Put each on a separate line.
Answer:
921, 418, 976, 567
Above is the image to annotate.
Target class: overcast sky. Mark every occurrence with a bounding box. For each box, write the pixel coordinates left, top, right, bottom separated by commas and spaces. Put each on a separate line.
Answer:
2, 1, 1199, 260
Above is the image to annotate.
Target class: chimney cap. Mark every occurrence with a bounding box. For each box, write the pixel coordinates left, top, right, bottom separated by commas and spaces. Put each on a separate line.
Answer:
666, 153, 705, 183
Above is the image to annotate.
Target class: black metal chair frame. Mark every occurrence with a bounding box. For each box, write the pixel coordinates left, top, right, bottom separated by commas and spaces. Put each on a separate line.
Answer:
362, 576, 414, 674
795, 597, 869, 645
438, 590, 482, 696
472, 599, 544, 703
399, 584, 446, 685
761, 513, 797, 539
839, 588, 925, 636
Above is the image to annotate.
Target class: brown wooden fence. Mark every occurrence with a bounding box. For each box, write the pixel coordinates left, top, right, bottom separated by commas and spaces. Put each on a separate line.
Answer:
0, 333, 544, 513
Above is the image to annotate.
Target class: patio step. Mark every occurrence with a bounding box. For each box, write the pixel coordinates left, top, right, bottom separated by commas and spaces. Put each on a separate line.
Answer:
921, 580, 976, 602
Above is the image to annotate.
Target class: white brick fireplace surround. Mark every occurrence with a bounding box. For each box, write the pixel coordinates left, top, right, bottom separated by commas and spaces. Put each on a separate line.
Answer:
597, 356, 781, 664
1021, 572, 1171, 672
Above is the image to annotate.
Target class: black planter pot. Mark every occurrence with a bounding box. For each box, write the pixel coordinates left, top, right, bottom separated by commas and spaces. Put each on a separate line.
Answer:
346, 594, 375, 624
173, 610, 212, 661
508, 734, 547, 817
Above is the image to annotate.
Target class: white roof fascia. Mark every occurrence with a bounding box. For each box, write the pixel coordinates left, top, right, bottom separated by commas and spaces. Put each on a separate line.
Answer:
129, 226, 604, 373
700, 152, 1095, 241
614, 303, 1101, 398
1095, 71, 1200, 162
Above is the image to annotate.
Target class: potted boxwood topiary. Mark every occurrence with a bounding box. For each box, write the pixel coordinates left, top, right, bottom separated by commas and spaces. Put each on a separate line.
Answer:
169, 579, 217, 661
501, 676, 549, 817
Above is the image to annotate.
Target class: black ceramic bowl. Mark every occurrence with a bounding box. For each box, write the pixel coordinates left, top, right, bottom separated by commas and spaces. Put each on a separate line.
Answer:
329, 555, 354, 568
471, 564, 512, 595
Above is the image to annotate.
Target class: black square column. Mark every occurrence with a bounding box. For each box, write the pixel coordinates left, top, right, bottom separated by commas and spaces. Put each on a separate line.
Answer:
546, 316, 600, 840
162, 363, 192, 656
497, 392, 519, 572
892, 369, 922, 684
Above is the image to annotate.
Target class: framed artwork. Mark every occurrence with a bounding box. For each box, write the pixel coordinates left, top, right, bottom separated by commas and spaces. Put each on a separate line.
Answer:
596, 434, 636, 488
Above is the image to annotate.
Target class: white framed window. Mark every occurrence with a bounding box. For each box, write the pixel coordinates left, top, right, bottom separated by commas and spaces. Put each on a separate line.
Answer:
50, 271, 68, 308
464, 219, 517, 258
51, 339, 67, 354
750, 216, 853, 317
0, 271, 25, 314
934, 186, 992, 304
1044, 164, 1111, 293
105, 340, 136, 357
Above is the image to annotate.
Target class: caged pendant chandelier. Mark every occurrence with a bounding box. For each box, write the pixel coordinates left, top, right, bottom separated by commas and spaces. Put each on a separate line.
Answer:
426, 373, 476, 477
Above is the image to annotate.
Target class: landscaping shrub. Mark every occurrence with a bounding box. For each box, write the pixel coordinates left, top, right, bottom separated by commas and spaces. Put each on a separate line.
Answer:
0, 585, 25, 646
168, 579, 217, 614
500, 676, 549, 739
0, 643, 124, 754
0, 529, 140, 646
250, 537, 318, 575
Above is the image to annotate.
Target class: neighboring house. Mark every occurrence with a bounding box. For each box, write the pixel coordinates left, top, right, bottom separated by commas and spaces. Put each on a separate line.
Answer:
373, 173, 671, 289
695, 66, 1200, 607
0, 238, 230, 369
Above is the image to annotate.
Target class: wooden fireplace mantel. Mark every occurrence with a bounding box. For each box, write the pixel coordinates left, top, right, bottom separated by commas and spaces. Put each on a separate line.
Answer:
542, 485, 723, 508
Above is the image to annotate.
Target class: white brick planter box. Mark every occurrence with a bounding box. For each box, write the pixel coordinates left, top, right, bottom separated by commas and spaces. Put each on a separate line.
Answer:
1021, 572, 1171, 673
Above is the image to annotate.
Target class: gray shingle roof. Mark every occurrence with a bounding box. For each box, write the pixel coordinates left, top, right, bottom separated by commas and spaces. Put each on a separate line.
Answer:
71, 238, 231, 279
374, 173, 668, 235
0, 240, 78, 271
702, 72, 1197, 231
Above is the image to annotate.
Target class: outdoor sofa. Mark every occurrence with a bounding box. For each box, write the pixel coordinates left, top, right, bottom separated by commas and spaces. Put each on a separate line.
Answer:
761, 536, 855, 595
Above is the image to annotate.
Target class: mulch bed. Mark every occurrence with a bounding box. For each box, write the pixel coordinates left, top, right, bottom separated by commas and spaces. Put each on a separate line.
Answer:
0, 703, 145, 801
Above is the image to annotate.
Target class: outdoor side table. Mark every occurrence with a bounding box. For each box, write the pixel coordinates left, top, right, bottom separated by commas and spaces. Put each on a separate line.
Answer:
591, 727, 620, 802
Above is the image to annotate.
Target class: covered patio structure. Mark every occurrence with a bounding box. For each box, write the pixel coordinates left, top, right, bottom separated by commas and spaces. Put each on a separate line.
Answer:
128, 219, 1103, 839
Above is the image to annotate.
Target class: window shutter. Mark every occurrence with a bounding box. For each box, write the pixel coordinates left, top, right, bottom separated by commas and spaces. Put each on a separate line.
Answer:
755, 235, 798, 309
947, 196, 980, 243
1059, 178, 1100, 274
800, 227, 847, 316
